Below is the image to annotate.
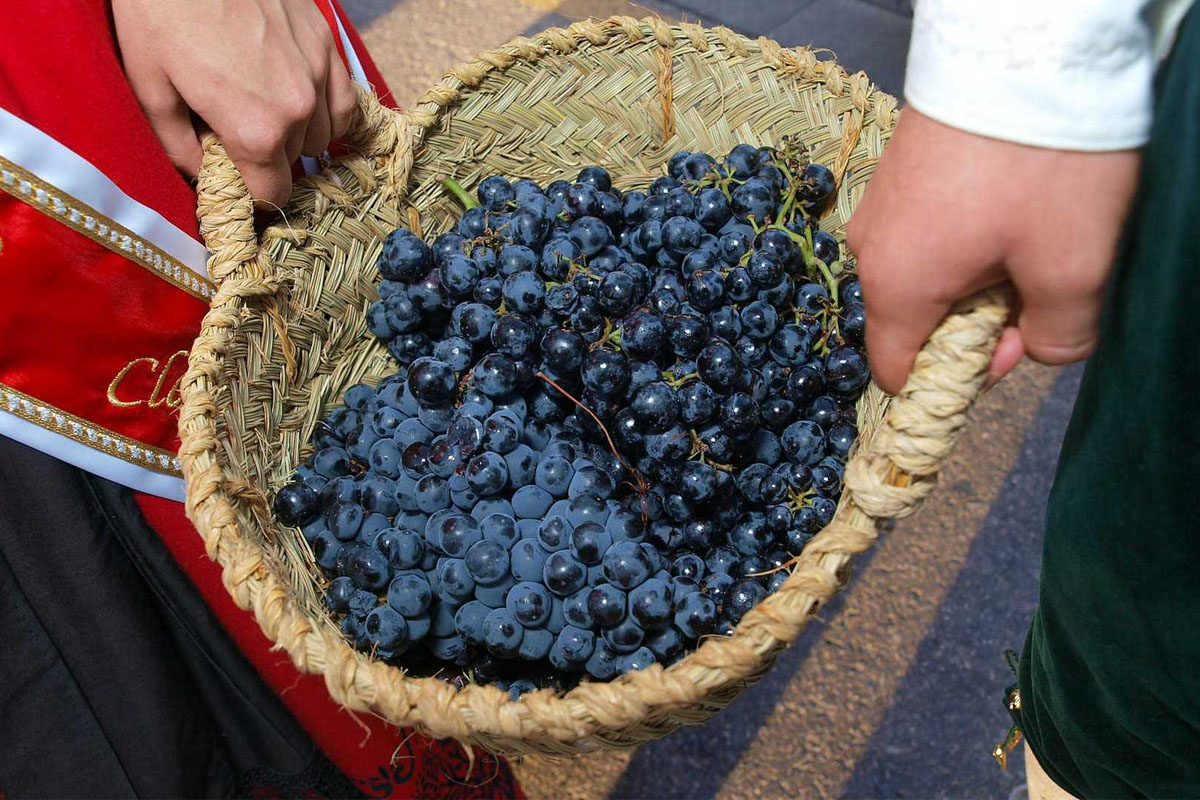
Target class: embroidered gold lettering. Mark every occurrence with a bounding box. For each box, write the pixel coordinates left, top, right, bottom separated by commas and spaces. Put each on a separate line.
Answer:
149, 350, 188, 408
107, 350, 188, 410
107, 357, 158, 408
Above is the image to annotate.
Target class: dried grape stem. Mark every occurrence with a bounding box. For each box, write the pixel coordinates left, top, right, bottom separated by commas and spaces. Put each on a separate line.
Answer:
535, 371, 649, 519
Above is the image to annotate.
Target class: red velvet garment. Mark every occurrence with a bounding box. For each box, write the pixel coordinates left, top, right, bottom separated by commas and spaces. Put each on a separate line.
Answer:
0, 2, 520, 796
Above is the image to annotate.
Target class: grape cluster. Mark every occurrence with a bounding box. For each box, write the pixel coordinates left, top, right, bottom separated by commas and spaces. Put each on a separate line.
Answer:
272, 141, 869, 697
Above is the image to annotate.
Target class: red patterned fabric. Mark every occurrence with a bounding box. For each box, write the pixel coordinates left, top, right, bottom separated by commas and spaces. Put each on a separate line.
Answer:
0, 2, 521, 796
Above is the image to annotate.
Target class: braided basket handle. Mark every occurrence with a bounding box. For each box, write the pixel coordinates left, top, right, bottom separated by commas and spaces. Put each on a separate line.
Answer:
847, 286, 1011, 522
195, 88, 401, 284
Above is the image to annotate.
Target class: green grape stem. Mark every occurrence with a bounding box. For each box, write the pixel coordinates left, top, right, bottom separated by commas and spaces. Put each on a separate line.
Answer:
442, 178, 480, 210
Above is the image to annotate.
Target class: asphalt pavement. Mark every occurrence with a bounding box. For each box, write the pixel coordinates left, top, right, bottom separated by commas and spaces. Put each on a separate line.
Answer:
342, 1, 1082, 796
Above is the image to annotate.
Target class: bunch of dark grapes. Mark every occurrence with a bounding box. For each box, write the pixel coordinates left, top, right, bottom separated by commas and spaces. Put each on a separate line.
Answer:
271, 141, 870, 698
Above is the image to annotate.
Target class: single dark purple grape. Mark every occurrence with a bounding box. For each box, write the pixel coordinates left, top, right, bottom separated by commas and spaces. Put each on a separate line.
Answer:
725, 578, 767, 623
407, 358, 456, 407
568, 216, 614, 257
431, 232, 466, 268
377, 229, 432, 281
722, 267, 755, 303
663, 187, 696, 218
811, 496, 837, 527
825, 346, 871, 396
576, 165, 612, 192
747, 429, 782, 466
734, 337, 769, 369
705, 546, 740, 576
587, 583, 627, 627
565, 183, 602, 220
662, 215, 704, 257
695, 187, 732, 230
759, 397, 796, 433
650, 175, 681, 196
477, 175, 516, 211
630, 382, 681, 432
472, 353, 517, 398
740, 300, 779, 340
828, 421, 857, 458
674, 592, 718, 637
543, 550, 588, 597
620, 310, 666, 359
603, 541, 653, 590
667, 150, 693, 178
804, 394, 842, 431
685, 269, 725, 311
593, 270, 636, 316
724, 143, 761, 178
838, 302, 867, 348
781, 419, 827, 466
700, 571, 734, 605
839, 277, 863, 306
719, 392, 761, 436
794, 282, 830, 315
502, 271, 547, 314
678, 379, 717, 427
800, 163, 836, 210
483, 608, 524, 657
787, 363, 826, 405
581, 348, 630, 398
756, 163, 786, 193
628, 578, 673, 629
757, 275, 792, 306
539, 238, 578, 281
645, 424, 693, 463
812, 230, 840, 265
347, 546, 391, 592
810, 461, 842, 497
457, 207, 489, 239
730, 177, 777, 224
488, 313, 536, 358
729, 512, 773, 556
273, 482, 320, 527
769, 325, 812, 367
694, 423, 737, 464
697, 339, 742, 394
720, 224, 755, 262
786, 526, 814, 554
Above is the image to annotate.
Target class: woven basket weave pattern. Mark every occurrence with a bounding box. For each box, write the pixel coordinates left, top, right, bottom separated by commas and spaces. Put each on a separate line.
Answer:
179, 16, 1007, 756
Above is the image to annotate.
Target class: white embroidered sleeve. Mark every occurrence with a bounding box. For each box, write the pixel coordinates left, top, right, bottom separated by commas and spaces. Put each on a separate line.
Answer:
903, 0, 1192, 150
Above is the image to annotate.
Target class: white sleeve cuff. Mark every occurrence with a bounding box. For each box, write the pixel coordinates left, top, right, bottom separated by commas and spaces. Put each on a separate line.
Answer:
903, 0, 1156, 151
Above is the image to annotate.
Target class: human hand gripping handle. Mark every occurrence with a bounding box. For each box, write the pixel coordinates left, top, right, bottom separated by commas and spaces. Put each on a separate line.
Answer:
847, 109, 1141, 395
113, 0, 358, 208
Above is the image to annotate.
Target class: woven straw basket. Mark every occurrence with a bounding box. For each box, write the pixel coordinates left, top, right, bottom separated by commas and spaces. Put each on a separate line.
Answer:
179, 16, 1008, 756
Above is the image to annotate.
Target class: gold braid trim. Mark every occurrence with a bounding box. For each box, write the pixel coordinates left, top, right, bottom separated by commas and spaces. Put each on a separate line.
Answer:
0, 382, 180, 475
0, 157, 215, 301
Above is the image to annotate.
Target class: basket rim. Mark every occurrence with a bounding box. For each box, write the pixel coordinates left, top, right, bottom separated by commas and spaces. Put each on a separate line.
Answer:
180, 15, 1005, 756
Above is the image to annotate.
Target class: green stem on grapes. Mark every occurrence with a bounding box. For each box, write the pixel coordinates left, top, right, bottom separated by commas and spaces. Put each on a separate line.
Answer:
663, 370, 698, 389
441, 178, 480, 210
778, 183, 799, 222
813, 258, 839, 310
786, 487, 814, 512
